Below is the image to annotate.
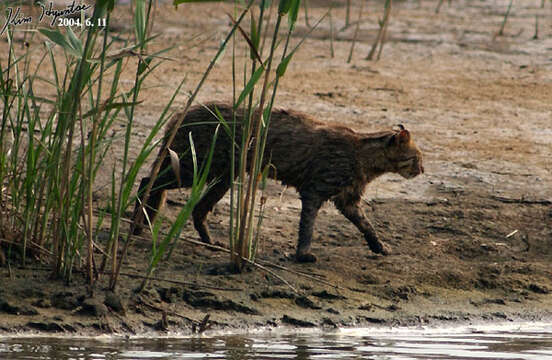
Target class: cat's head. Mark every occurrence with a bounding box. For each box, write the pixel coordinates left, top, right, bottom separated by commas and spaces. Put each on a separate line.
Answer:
385, 127, 424, 179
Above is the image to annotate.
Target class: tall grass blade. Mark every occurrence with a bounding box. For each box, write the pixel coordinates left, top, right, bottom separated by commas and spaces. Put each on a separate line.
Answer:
120, 0, 256, 290
235, 66, 265, 109
140, 126, 220, 291
288, 0, 301, 30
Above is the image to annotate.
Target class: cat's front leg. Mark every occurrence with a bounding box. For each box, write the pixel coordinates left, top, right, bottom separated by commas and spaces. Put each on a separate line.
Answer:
333, 197, 391, 255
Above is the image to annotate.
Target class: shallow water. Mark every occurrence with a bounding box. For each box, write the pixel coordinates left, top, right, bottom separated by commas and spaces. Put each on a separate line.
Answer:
1, 322, 552, 359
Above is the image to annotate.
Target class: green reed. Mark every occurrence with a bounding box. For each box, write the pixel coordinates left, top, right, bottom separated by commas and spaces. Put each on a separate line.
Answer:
227, 0, 325, 271
0, 0, 210, 288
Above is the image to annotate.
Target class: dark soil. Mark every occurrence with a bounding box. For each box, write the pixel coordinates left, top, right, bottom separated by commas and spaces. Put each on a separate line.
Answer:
1, 0, 551, 335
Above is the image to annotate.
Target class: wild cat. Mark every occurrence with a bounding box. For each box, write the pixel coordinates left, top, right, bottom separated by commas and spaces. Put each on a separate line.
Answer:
133, 103, 424, 262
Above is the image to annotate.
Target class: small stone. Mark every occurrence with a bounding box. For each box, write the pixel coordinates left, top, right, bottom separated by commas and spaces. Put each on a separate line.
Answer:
321, 318, 338, 328
105, 291, 126, 315
528, 284, 549, 294
259, 290, 296, 299
281, 315, 316, 327
32, 298, 51, 309
492, 312, 508, 319
79, 298, 108, 317
295, 296, 322, 310
312, 290, 346, 300
51, 292, 79, 310
26, 321, 65, 332
158, 287, 183, 303
0, 299, 39, 315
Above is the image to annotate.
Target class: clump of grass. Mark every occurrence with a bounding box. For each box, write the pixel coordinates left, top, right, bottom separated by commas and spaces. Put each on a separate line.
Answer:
225, 0, 326, 272
0, 0, 213, 290
131, 0, 258, 290
227, 0, 303, 272
0, 0, 319, 290
0, 1, 126, 281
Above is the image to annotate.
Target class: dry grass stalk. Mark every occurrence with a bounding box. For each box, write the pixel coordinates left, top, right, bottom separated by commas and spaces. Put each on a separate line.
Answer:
498, 0, 514, 36
304, 0, 311, 28
329, 9, 335, 58
347, 0, 365, 63
435, 0, 445, 14
367, 0, 392, 61
346, 0, 351, 27
533, 14, 539, 39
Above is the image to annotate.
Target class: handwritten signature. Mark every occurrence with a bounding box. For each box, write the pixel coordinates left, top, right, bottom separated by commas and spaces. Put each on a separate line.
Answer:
1, 1, 92, 36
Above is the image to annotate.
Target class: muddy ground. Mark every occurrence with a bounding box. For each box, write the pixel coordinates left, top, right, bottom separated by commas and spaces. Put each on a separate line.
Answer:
1, 0, 551, 335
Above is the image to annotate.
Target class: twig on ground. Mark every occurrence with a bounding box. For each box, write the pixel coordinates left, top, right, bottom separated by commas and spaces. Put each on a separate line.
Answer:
175, 234, 341, 291
522, 234, 530, 252
128, 231, 300, 294
262, 262, 343, 290
118, 271, 242, 291
95, 216, 343, 294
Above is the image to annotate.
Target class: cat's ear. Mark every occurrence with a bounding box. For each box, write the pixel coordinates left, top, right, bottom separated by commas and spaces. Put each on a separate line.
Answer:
398, 129, 410, 143
389, 129, 410, 146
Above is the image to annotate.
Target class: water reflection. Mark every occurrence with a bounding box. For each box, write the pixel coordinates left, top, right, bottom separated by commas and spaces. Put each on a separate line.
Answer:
1, 322, 551, 359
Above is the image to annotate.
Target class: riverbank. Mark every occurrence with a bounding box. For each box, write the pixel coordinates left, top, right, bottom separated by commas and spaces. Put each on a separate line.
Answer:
1, 197, 551, 336
0, 261, 551, 335
1, 0, 551, 335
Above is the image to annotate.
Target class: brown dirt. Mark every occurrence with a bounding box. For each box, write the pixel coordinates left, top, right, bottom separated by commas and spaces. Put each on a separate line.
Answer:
1, 0, 551, 335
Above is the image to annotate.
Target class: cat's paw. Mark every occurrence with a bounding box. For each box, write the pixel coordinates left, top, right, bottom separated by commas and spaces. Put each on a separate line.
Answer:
296, 252, 317, 263
365, 235, 391, 256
